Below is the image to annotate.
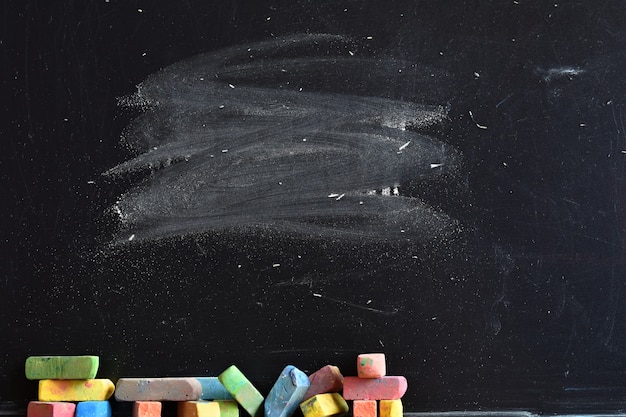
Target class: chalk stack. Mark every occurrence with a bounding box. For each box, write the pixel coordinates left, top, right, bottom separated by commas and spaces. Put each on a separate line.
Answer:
25, 355, 113, 417
342, 354, 407, 417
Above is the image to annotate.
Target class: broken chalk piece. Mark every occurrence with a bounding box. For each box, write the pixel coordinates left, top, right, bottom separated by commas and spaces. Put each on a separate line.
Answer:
216, 401, 239, 417
38, 379, 115, 402
177, 401, 220, 417
115, 378, 203, 401
76, 401, 112, 417
218, 366, 264, 417
133, 401, 162, 417
27, 402, 76, 417
265, 365, 310, 417
379, 400, 402, 417
342, 376, 407, 400
196, 377, 234, 400
302, 365, 344, 401
357, 354, 386, 379
299, 393, 348, 417
353, 400, 377, 417
26, 356, 99, 380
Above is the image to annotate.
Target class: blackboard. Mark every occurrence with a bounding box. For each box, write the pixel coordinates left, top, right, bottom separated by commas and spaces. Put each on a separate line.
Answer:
3, 0, 626, 414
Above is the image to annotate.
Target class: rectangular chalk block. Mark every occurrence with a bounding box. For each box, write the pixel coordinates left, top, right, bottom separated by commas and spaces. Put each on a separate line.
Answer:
299, 393, 348, 417
216, 401, 239, 417
379, 400, 402, 417
26, 356, 99, 380
357, 354, 386, 379
178, 401, 220, 417
133, 401, 162, 417
265, 365, 310, 417
353, 401, 377, 417
76, 401, 112, 417
27, 401, 76, 417
115, 378, 203, 401
218, 366, 264, 417
39, 379, 115, 402
302, 365, 343, 401
196, 378, 234, 400
342, 376, 407, 400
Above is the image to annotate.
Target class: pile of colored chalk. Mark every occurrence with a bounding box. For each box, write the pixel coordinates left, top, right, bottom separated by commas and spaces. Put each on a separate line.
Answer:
344, 354, 407, 417
24, 353, 407, 417
25, 355, 114, 417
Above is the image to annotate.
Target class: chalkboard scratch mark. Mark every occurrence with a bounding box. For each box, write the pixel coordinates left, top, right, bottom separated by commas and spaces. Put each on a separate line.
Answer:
311, 291, 400, 315
469, 110, 488, 130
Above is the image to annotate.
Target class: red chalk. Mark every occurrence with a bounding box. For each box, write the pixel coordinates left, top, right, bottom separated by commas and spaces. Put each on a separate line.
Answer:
342, 376, 407, 400
356, 354, 386, 379
133, 401, 162, 417
302, 365, 344, 401
352, 400, 377, 417
27, 402, 76, 417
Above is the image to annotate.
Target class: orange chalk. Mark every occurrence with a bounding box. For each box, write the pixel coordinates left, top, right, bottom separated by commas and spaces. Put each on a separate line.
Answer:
133, 401, 162, 417
353, 400, 377, 417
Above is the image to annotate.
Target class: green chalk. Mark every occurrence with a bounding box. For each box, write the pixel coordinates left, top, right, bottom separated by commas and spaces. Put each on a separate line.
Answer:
218, 366, 264, 417
25, 356, 99, 380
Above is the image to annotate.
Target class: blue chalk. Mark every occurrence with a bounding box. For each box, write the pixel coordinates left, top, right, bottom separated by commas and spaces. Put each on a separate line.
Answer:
76, 401, 112, 417
196, 377, 235, 400
265, 365, 310, 417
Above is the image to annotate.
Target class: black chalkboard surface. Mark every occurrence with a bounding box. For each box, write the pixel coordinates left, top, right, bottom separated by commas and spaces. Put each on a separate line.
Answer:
3, 0, 626, 414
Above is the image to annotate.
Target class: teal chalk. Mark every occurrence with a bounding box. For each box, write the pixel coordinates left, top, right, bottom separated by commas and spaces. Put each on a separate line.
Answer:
196, 377, 234, 400
265, 365, 310, 417
75, 401, 112, 417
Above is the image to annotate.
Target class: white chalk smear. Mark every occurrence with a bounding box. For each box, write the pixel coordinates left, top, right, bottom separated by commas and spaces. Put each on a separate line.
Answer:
105, 34, 461, 243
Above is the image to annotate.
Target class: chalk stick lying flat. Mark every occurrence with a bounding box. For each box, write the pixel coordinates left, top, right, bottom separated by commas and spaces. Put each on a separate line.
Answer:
299, 393, 348, 417
115, 378, 203, 401
357, 354, 386, 379
196, 377, 234, 400
353, 400, 377, 417
38, 379, 115, 402
216, 401, 239, 417
26, 356, 99, 380
265, 365, 310, 417
76, 401, 112, 417
178, 401, 220, 417
379, 400, 402, 417
27, 402, 76, 417
342, 376, 407, 400
218, 366, 264, 417
302, 365, 344, 401
133, 401, 162, 417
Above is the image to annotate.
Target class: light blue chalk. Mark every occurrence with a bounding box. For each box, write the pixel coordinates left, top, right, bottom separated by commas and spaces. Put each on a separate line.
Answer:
196, 377, 235, 400
76, 401, 112, 417
265, 365, 310, 417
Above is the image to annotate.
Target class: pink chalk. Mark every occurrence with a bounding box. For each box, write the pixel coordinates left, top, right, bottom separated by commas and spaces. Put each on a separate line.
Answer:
356, 354, 386, 379
303, 365, 344, 401
27, 402, 76, 417
342, 376, 407, 400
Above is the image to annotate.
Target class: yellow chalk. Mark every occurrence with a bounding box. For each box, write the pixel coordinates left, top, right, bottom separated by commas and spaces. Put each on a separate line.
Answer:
38, 379, 115, 402
299, 393, 348, 417
379, 400, 402, 417
178, 401, 220, 417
